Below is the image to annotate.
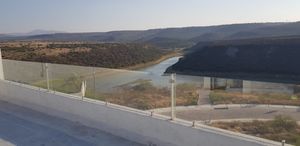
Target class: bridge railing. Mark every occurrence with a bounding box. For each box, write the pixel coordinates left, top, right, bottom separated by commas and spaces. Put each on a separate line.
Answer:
1, 59, 299, 145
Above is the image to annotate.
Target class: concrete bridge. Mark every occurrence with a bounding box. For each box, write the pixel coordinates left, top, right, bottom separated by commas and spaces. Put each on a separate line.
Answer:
0, 49, 289, 146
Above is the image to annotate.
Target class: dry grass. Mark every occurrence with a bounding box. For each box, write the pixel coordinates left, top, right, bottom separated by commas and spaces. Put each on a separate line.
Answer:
35, 47, 91, 56
1, 41, 171, 69
1, 41, 92, 57
86, 80, 198, 110
0, 41, 48, 48
210, 115, 300, 145
209, 90, 300, 106
0, 41, 86, 48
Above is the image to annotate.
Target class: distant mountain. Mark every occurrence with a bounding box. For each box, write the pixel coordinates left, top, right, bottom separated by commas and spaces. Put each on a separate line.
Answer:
0, 29, 64, 39
136, 37, 195, 48
0, 34, 9, 38
7, 29, 65, 36
1, 22, 300, 48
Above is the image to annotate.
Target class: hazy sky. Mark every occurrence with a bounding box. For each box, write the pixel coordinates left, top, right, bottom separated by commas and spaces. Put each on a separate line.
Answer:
1, 0, 300, 33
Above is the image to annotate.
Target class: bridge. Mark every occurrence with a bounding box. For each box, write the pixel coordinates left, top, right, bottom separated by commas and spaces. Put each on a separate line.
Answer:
0, 49, 290, 146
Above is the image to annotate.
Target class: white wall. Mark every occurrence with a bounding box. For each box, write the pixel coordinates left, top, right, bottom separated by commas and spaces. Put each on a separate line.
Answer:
0, 80, 284, 146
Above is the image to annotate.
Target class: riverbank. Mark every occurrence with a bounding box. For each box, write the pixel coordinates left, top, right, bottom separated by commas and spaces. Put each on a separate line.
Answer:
125, 51, 182, 70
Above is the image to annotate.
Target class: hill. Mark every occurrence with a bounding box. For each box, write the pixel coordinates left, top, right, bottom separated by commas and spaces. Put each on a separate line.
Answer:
2, 22, 300, 48
166, 35, 300, 82
0, 42, 171, 69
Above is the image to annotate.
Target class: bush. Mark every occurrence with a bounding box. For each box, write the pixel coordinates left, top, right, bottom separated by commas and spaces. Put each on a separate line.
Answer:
271, 115, 298, 132
296, 137, 300, 146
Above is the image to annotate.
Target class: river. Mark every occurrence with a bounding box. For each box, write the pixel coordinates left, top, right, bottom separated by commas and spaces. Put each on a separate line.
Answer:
80, 56, 206, 92
139, 56, 181, 76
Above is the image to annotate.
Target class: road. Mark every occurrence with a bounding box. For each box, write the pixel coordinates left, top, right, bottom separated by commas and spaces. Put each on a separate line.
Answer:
0, 100, 144, 146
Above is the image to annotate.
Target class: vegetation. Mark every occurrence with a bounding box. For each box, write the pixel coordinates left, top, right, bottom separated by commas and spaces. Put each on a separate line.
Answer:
209, 90, 300, 106
32, 77, 198, 110
32, 76, 83, 94
167, 36, 300, 83
0, 41, 172, 69
210, 115, 300, 145
86, 80, 198, 110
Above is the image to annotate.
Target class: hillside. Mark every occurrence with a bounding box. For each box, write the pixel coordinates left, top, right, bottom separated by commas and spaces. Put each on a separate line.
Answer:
2, 22, 300, 48
167, 36, 300, 82
0, 42, 171, 69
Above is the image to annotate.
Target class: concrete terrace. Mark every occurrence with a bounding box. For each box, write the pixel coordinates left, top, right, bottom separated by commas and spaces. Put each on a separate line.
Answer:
0, 100, 144, 146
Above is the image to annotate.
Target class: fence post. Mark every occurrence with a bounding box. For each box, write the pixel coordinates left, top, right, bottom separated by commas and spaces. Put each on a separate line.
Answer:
170, 73, 176, 120
81, 80, 87, 100
93, 67, 96, 98
45, 63, 50, 91
0, 48, 4, 80
192, 121, 196, 127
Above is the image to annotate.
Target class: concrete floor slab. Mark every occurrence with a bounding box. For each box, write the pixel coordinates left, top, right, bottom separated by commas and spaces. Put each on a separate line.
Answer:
0, 100, 144, 146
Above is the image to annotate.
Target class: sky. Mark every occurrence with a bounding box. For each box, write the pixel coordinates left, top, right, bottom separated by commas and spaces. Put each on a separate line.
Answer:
1, 0, 300, 33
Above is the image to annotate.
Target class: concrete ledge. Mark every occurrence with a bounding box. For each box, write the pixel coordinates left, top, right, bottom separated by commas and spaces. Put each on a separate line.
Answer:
150, 104, 300, 113
0, 80, 286, 146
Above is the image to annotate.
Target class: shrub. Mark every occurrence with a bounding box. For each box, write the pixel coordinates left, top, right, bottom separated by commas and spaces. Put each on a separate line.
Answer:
271, 115, 298, 132
296, 137, 300, 146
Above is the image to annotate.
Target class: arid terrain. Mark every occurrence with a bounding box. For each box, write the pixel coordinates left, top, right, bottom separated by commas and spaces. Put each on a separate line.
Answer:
210, 115, 300, 145
0, 41, 175, 69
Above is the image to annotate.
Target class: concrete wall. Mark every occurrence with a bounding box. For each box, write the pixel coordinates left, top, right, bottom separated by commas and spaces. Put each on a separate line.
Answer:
243, 80, 294, 94
0, 80, 283, 146
203, 77, 211, 89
